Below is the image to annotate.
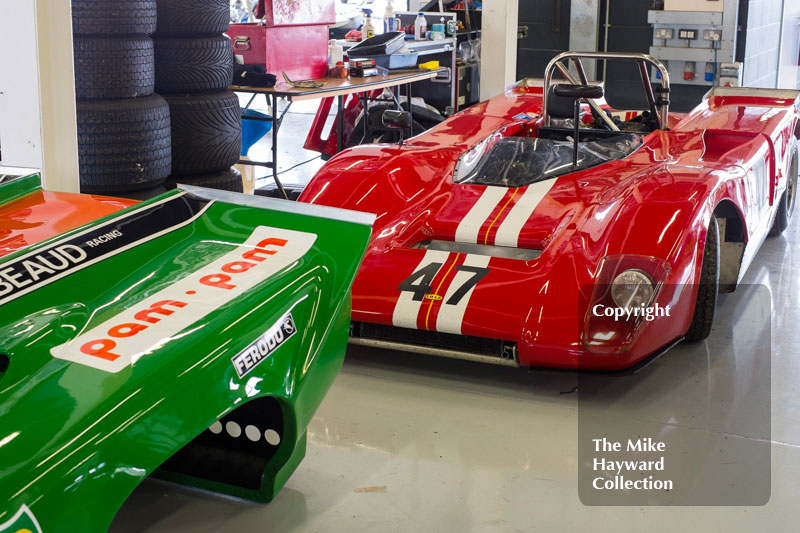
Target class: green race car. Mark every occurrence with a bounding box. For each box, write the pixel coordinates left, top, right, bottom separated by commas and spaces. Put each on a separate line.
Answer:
0, 173, 372, 532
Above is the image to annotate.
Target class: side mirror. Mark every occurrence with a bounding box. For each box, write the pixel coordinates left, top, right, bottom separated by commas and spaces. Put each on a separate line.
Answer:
382, 109, 412, 130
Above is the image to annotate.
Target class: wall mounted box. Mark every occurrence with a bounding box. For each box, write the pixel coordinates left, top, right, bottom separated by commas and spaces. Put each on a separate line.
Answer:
663, 0, 724, 13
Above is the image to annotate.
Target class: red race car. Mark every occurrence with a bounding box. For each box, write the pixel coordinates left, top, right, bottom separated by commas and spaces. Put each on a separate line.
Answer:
299, 52, 799, 370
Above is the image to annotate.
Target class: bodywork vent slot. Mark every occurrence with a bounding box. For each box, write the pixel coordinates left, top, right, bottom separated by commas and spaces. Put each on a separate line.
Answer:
351, 322, 518, 367
415, 240, 542, 261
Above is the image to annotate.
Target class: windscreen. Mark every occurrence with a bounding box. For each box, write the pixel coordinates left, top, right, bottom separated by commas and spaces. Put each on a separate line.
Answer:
453, 133, 643, 187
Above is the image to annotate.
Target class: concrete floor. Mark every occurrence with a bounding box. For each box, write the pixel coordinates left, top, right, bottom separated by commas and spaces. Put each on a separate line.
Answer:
110, 202, 800, 530
238, 96, 328, 191
111, 97, 800, 531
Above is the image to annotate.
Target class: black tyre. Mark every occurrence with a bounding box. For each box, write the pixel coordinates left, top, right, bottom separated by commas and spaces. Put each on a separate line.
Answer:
769, 140, 798, 236
156, 0, 230, 37
74, 37, 154, 100
77, 95, 171, 193
685, 216, 720, 341
165, 167, 244, 193
113, 185, 168, 201
165, 90, 241, 176
254, 182, 304, 200
71, 0, 157, 36
154, 36, 233, 94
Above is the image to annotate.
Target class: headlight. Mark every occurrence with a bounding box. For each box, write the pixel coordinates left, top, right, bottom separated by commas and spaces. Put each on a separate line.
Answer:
611, 269, 654, 309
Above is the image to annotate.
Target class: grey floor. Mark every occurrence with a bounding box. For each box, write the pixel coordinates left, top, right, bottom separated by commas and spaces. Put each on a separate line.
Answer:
111, 105, 800, 531
239, 96, 328, 191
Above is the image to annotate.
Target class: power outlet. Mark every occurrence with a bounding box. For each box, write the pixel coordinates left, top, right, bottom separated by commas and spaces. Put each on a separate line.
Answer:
678, 29, 698, 40
703, 29, 722, 41
654, 28, 674, 40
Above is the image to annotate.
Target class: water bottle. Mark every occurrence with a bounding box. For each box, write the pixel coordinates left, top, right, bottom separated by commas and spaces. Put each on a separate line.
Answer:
414, 13, 427, 41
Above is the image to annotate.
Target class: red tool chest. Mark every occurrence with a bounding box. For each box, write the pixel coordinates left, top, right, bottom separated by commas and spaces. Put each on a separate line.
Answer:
226, 0, 334, 80
227, 24, 329, 80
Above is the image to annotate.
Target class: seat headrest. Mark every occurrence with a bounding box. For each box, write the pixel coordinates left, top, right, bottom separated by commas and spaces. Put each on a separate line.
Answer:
547, 85, 577, 119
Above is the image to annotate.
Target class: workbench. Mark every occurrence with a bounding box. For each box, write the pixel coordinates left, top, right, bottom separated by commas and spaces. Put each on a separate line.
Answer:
232, 68, 447, 199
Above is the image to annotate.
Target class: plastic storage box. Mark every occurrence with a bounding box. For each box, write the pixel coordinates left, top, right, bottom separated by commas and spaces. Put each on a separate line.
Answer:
347, 32, 406, 57
369, 52, 419, 70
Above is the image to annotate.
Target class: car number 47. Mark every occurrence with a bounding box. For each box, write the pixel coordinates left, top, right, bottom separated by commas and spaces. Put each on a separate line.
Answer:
398, 263, 490, 305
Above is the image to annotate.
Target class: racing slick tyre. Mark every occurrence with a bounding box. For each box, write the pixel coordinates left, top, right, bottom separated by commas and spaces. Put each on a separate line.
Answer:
71, 0, 157, 36
76, 95, 171, 193
685, 216, 720, 341
114, 185, 168, 201
164, 167, 244, 193
164, 90, 241, 176
156, 0, 230, 37
154, 36, 234, 94
73, 36, 155, 100
768, 139, 798, 236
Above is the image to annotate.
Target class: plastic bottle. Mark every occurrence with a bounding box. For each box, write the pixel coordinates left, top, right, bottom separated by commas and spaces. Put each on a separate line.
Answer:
329, 39, 343, 69
384, 1, 396, 33
414, 13, 427, 41
362, 9, 375, 41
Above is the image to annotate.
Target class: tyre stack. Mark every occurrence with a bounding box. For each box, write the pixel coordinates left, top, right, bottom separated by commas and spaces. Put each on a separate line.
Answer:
72, 0, 171, 197
154, 0, 243, 192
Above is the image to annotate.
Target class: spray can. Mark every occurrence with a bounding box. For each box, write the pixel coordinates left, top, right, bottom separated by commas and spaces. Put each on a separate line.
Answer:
362, 9, 375, 41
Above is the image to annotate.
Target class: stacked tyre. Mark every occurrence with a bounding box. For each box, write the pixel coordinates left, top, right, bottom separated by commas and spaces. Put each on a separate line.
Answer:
72, 0, 171, 196
154, 0, 243, 192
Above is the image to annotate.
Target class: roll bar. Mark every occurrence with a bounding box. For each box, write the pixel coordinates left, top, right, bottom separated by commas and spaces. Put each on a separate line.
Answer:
543, 52, 671, 131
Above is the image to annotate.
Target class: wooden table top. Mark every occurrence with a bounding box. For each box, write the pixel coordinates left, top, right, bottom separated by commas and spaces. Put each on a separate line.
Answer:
231, 69, 445, 101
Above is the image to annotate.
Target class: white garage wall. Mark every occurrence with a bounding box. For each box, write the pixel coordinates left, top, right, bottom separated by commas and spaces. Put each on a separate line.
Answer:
778, 1, 800, 89
0, 1, 43, 170
481, 0, 520, 97
0, 0, 79, 192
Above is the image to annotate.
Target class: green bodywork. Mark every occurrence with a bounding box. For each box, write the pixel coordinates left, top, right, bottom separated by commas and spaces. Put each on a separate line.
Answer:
0, 177, 373, 531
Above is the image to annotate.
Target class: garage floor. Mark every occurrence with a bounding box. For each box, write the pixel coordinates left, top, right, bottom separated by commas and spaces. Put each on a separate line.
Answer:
110, 202, 800, 530
111, 99, 800, 531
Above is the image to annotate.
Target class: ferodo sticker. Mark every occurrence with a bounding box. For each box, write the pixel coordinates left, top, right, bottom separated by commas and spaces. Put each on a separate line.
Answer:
0, 193, 208, 306
50, 226, 316, 373
231, 312, 297, 378
0, 504, 42, 533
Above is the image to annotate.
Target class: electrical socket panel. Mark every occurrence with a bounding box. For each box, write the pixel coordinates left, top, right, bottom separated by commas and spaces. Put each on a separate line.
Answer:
678, 29, 698, 40
703, 29, 722, 41
654, 28, 674, 40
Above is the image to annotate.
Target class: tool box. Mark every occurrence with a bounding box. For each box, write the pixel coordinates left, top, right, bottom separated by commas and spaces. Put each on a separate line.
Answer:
226, 24, 329, 80
226, 0, 335, 80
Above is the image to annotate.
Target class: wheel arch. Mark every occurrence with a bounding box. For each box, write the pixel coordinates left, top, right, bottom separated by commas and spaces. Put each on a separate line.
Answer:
712, 199, 747, 292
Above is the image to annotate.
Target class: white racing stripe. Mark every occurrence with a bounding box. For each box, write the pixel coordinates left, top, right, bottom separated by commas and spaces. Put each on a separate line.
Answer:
494, 179, 557, 247
435, 254, 491, 335
454, 187, 507, 243
392, 249, 450, 329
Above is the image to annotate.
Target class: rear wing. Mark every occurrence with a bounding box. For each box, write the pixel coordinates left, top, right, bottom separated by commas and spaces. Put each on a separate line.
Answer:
704, 87, 800, 109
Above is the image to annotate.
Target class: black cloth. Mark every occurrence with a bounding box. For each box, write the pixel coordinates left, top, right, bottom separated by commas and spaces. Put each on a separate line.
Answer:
233, 64, 276, 88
